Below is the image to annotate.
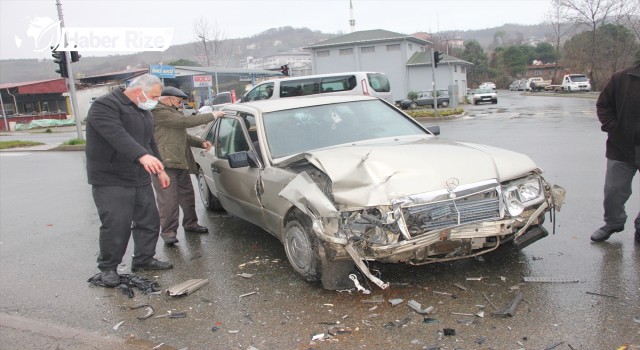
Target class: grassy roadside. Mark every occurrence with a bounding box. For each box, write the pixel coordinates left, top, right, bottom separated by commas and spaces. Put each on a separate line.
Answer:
0, 140, 45, 149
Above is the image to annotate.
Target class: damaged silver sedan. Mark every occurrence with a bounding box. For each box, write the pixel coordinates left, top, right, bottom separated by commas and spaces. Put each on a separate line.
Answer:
193, 95, 565, 290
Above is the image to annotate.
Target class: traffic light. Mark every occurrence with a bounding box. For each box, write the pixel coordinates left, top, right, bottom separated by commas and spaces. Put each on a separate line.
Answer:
434, 51, 443, 68
280, 64, 289, 76
70, 51, 81, 63
51, 48, 68, 78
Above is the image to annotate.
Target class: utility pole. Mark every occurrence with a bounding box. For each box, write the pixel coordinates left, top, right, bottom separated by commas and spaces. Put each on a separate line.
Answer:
55, 0, 83, 140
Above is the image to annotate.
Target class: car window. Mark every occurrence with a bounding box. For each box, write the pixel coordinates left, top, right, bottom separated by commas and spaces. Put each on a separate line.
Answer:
280, 78, 320, 98
367, 73, 391, 92
245, 82, 274, 102
216, 117, 250, 159
319, 75, 356, 93
203, 119, 219, 144
263, 100, 427, 158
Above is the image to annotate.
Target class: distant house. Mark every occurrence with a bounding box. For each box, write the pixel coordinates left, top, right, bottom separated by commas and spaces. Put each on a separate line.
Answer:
0, 78, 69, 131
305, 29, 470, 103
526, 63, 567, 84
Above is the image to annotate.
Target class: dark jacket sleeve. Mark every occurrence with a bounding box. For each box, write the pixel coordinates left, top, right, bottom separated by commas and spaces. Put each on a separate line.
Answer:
87, 99, 148, 163
596, 74, 618, 132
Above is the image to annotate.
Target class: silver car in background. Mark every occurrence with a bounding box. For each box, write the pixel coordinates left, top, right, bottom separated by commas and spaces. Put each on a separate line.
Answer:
192, 95, 565, 290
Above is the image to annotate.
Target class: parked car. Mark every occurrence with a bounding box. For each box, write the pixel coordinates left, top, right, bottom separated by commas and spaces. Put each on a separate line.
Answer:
399, 90, 450, 109
508, 80, 520, 91
467, 88, 498, 105
204, 91, 234, 111
479, 82, 496, 90
181, 102, 196, 116
192, 95, 565, 290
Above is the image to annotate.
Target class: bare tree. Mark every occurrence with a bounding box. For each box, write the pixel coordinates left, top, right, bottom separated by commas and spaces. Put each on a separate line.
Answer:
560, 0, 623, 88
193, 17, 227, 67
546, 0, 572, 82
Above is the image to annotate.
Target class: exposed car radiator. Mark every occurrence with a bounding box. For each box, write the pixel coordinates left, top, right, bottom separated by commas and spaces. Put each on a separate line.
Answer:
404, 191, 500, 232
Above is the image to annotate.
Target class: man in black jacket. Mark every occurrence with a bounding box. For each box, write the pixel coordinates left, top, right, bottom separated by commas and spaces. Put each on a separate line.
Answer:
86, 74, 173, 287
591, 64, 640, 243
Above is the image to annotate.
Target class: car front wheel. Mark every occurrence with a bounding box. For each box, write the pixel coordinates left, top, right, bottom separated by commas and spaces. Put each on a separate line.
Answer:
441, 100, 449, 107
198, 169, 223, 211
284, 211, 321, 282
410, 102, 418, 109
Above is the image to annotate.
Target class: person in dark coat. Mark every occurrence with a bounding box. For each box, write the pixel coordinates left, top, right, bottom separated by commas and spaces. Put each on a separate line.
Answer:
151, 87, 223, 245
86, 74, 173, 287
591, 64, 640, 243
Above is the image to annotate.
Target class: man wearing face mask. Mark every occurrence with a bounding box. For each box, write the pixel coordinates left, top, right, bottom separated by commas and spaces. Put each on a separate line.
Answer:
151, 86, 223, 245
86, 74, 173, 288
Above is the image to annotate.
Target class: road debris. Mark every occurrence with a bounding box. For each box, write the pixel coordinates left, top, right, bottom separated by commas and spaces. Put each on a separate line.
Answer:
360, 295, 384, 303
237, 273, 254, 278
311, 333, 325, 341
407, 300, 433, 314
492, 290, 523, 317
388, 298, 403, 306
423, 317, 438, 324
634, 316, 640, 324
443, 328, 456, 336
466, 276, 483, 281
136, 306, 155, 320
112, 321, 124, 330
88, 273, 160, 298
457, 318, 473, 325
166, 279, 208, 296
432, 290, 452, 296
544, 341, 565, 350
228, 330, 240, 334
482, 292, 499, 310
524, 276, 579, 283
586, 291, 619, 299
453, 283, 467, 291
155, 311, 187, 319
239, 291, 257, 299
151, 343, 165, 350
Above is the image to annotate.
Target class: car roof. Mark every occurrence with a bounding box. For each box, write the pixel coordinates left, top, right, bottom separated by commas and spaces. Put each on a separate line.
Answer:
222, 94, 379, 114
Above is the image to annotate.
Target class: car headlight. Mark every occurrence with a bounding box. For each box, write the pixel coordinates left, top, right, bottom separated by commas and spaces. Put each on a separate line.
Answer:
502, 177, 544, 216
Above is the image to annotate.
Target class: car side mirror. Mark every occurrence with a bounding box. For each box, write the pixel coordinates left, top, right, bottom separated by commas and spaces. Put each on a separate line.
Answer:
228, 150, 260, 168
426, 125, 440, 135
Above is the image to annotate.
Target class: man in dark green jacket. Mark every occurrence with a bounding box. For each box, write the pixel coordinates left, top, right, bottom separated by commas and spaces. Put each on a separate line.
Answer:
151, 87, 223, 245
591, 64, 640, 243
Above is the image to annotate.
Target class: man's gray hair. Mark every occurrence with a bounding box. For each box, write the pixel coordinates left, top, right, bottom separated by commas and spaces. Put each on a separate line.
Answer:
128, 74, 162, 92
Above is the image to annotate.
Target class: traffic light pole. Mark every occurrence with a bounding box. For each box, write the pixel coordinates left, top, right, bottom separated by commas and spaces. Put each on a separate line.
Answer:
56, 0, 83, 141
431, 48, 438, 114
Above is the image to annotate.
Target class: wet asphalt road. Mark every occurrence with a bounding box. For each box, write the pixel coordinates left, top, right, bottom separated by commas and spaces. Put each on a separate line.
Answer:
0, 91, 638, 350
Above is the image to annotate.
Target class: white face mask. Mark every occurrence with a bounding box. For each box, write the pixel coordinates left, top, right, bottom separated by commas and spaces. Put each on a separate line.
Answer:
137, 90, 158, 110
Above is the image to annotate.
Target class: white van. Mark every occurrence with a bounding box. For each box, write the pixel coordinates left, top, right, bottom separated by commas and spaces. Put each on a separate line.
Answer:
562, 74, 591, 92
241, 72, 393, 104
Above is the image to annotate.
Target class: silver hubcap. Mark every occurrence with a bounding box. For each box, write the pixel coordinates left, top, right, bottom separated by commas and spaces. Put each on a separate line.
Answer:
287, 225, 310, 270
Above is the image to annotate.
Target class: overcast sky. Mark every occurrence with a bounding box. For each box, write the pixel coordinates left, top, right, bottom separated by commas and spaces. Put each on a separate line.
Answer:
0, 0, 552, 60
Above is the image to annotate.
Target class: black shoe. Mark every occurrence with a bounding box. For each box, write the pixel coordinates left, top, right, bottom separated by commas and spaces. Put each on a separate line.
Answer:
185, 224, 208, 233
100, 270, 120, 287
590, 225, 624, 242
163, 237, 179, 245
131, 258, 173, 272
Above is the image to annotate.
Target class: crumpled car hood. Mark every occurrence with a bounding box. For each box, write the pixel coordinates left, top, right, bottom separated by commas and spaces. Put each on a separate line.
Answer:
298, 137, 538, 207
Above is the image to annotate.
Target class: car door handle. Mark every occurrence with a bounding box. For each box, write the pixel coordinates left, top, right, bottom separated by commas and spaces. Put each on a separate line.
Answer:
211, 166, 221, 174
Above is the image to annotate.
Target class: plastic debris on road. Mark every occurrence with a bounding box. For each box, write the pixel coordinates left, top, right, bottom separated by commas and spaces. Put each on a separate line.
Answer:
87, 273, 160, 298
407, 300, 433, 314
166, 279, 208, 296
388, 298, 403, 306
492, 290, 523, 317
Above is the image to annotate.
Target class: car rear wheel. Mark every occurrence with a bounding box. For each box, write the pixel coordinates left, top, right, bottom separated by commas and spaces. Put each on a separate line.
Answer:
198, 169, 223, 211
492, 99, 498, 104
441, 101, 449, 107
410, 102, 418, 109
284, 210, 321, 282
